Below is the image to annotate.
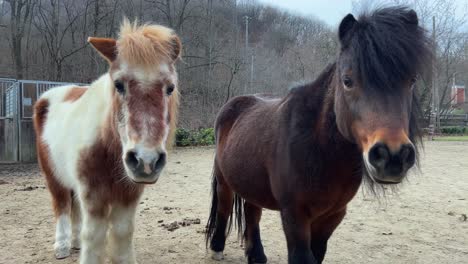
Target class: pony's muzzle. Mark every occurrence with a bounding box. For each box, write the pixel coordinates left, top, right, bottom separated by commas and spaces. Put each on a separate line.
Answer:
367, 142, 415, 183
125, 150, 167, 183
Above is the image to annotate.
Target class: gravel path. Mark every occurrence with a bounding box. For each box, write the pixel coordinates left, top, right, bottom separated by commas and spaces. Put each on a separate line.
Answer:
0, 142, 467, 263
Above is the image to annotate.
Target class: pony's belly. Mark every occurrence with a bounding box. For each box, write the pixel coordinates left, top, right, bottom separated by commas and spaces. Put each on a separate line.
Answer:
218, 153, 279, 210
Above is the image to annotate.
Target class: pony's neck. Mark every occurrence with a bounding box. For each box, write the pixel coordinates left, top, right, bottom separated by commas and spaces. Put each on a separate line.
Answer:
86, 73, 121, 148
305, 63, 349, 145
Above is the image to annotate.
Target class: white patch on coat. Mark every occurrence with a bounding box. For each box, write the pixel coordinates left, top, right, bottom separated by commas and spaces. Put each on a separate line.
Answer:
108, 204, 138, 264
54, 214, 72, 259
79, 211, 108, 264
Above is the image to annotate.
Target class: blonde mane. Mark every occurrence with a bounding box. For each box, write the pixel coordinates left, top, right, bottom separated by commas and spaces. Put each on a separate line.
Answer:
117, 19, 177, 68
167, 89, 179, 149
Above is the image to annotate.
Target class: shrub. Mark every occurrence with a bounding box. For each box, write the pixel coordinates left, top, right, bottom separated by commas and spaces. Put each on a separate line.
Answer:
193, 128, 215, 146
175, 128, 192, 147
175, 128, 215, 146
440, 126, 467, 135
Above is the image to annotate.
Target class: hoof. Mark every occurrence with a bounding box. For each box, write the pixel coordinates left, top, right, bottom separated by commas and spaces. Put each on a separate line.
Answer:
250, 260, 268, 264
54, 247, 71, 259
248, 256, 268, 264
211, 250, 224, 261
246, 248, 267, 264
54, 240, 71, 259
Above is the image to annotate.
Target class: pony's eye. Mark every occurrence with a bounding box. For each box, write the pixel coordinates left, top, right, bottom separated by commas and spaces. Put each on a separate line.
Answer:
410, 77, 418, 86
343, 76, 353, 89
167, 84, 175, 95
114, 81, 125, 94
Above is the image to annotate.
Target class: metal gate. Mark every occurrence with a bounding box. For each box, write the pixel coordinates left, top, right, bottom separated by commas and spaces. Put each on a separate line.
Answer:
0, 79, 19, 163
18, 80, 85, 162
0, 78, 86, 163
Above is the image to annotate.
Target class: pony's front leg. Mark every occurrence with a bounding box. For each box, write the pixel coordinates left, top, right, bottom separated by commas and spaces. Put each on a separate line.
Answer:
280, 208, 317, 264
79, 200, 110, 264
108, 203, 138, 264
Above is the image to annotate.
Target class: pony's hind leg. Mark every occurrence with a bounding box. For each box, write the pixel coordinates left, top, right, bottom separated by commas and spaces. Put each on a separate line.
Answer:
47, 178, 73, 259
244, 202, 267, 264
71, 192, 81, 250
206, 162, 234, 261
37, 139, 73, 258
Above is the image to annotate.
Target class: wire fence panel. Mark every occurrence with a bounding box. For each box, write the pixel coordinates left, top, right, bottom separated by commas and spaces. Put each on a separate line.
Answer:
0, 78, 86, 163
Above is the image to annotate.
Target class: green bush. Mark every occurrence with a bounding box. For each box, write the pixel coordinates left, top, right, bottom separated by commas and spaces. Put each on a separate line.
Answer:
440, 126, 467, 135
193, 128, 215, 146
175, 128, 193, 146
175, 128, 215, 146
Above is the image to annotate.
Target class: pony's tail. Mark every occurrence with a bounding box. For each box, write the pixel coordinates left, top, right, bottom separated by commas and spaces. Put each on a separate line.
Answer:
205, 166, 219, 248
205, 160, 245, 248
233, 191, 244, 241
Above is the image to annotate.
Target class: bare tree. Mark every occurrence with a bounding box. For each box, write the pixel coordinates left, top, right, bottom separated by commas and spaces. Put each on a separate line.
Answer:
34, 0, 90, 80
4, 0, 462, 128
145, 0, 195, 32
5, 0, 35, 78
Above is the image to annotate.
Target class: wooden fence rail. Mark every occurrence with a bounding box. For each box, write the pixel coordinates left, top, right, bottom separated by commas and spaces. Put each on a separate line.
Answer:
420, 114, 468, 128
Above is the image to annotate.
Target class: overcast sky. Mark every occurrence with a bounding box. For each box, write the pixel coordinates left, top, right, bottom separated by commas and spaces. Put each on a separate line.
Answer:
258, 0, 468, 29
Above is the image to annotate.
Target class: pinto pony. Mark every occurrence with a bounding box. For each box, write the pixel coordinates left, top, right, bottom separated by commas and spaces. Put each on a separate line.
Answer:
33, 20, 181, 263
205, 7, 431, 264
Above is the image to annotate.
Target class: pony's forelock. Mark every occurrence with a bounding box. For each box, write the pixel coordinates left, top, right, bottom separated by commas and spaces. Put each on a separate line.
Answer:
345, 6, 432, 93
117, 18, 176, 69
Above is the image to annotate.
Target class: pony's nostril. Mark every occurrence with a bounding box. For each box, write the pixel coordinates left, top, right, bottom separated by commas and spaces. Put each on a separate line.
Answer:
400, 144, 416, 167
368, 143, 390, 169
153, 152, 167, 171
376, 147, 389, 161
125, 150, 140, 170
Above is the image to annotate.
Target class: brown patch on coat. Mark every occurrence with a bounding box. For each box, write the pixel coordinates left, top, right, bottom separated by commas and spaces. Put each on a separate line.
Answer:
33, 99, 72, 217
127, 81, 167, 145
77, 120, 143, 218
33, 99, 49, 135
63, 87, 88, 102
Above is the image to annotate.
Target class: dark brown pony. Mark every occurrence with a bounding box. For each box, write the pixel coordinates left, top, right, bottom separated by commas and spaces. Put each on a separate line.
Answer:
205, 7, 431, 264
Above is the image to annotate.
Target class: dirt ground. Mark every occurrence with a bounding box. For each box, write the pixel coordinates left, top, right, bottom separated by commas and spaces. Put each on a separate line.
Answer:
0, 141, 467, 264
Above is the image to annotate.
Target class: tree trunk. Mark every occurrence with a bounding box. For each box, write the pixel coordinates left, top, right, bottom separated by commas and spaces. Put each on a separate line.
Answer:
13, 36, 23, 79
7, 0, 34, 79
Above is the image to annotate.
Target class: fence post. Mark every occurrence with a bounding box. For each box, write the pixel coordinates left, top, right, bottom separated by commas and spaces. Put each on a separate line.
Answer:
17, 82, 22, 162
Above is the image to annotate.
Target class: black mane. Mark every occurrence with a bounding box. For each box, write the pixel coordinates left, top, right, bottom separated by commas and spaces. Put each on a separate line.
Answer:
345, 6, 432, 93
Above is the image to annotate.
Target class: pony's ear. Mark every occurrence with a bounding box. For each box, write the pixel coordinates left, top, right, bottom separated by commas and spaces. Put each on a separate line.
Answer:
87, 37, 117, 62
170, 35, 182, 61
403, 9, 418, 26
338, 14, 357, 45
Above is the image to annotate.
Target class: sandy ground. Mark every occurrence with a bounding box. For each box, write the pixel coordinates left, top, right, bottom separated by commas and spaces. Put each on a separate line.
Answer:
0, 141, 467, 264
